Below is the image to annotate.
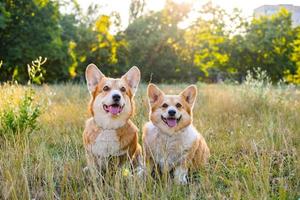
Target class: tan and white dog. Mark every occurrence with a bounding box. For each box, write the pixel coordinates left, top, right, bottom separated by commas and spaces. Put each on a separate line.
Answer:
83, 64, 142, 171
143, 84, 210, 184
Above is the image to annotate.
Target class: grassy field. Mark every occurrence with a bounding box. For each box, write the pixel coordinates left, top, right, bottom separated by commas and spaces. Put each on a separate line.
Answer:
0, 82, 299, 199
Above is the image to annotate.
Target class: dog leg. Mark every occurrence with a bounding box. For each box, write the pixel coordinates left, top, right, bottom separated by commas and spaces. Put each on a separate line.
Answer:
174, 165, 188, 185
83, 152, 99, 174
133, 145, 146, 178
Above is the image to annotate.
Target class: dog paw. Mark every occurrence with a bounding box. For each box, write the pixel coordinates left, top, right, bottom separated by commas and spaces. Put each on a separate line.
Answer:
135, 166, 146, 178
174, 167, 188, 185
83, 165, 96, 174
175, 174, 188, 185
83, 166, 90, 173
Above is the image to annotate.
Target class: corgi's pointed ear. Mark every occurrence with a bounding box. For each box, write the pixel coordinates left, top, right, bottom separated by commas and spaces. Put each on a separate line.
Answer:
122, 66, 141, 95
180, 85, 197, 107
85, 64, 105, 94
147, 84, 164, 106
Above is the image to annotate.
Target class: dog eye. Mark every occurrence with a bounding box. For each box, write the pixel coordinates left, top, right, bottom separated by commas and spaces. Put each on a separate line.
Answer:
120, 87, 126, 92
103, 86, 110, 91
176, 103, 182, 108
162, 103, 168, 108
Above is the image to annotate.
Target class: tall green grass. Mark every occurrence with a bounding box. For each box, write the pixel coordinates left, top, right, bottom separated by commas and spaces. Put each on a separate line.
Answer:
0, 82, 299, 199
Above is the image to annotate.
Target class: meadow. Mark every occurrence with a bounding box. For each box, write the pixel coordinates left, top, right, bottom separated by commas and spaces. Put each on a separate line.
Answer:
0, 81, 299, 199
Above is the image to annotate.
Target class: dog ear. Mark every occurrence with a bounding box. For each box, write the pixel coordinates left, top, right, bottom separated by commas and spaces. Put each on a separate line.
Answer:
122, 66, 141, 95
180, 85, 197, 107
147, 84, 164, 107
85, 64, 105, 94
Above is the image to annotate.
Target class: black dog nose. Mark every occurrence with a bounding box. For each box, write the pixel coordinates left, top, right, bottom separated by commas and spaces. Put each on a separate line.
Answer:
168, 110, 176, 116
112, 94, 121, 102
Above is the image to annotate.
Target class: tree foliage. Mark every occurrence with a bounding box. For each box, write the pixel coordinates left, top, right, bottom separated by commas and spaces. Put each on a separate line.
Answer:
126, 1, 198, 82
0, 0, 64, 82
0, 0, 300, 84
285, 27, 300, 83
241, 9, 296, 82
185, 3, 230, 82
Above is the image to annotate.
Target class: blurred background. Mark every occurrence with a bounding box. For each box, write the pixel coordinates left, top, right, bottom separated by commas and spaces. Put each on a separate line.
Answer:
0, 0, 300, 84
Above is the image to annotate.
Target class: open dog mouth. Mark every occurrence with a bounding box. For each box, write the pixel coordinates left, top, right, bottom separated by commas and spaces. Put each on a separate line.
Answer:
161, 115, 182, 128
103, 104, 125, 115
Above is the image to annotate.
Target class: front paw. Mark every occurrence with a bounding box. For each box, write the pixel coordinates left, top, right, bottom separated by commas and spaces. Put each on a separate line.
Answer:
82, 165, 96, 175
135, 166, 146, 179
175, 173, 188, 185
174, 167, 188, 185
83, 166, 90, 173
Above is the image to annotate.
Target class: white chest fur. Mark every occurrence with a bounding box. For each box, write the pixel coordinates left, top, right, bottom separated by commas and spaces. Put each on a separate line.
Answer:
89, 129, 125, 157
144, 122, 199, 168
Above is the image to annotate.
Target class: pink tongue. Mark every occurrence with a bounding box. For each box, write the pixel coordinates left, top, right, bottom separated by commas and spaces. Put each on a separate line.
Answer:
108, 106, 121, 115
167, 118, 177, 127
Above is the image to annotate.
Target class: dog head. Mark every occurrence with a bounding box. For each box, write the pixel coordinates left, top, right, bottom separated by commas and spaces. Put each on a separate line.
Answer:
86, 64, 140, 129
147, 84, 197, 135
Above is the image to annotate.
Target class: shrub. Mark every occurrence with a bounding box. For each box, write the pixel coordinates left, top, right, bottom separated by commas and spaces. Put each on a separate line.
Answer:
0, 88, 41, 137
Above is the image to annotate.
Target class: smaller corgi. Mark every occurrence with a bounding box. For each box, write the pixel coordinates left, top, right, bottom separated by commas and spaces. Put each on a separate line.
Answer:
143, 84, 210, 184
83, 64, 142, 171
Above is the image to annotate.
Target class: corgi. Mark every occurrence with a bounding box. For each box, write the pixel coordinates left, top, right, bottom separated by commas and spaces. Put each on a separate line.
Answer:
83, 64, 142, 171
142, 84, 210, 184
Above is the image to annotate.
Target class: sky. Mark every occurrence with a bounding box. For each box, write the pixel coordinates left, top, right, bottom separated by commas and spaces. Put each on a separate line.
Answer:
76, 0, 300, 28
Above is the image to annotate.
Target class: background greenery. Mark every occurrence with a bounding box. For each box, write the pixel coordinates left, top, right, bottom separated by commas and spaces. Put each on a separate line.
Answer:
1, 0, 300, 84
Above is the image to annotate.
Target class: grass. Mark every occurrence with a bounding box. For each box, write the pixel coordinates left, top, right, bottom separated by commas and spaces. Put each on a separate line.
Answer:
0, 82, 299, 199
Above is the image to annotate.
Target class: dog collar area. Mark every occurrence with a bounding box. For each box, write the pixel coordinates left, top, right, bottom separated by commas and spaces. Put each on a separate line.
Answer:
92, 118, 128, 131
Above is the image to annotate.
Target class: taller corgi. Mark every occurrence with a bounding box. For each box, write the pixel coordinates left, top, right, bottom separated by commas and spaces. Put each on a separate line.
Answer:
83, 64, 142, 170
143, 84, 210, 184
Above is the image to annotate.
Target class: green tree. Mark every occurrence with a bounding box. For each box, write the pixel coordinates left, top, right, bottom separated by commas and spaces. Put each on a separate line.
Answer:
125, 0, 197, 82
129, 0, 146, 24
185, 3, 230, 82
285, 27, 300, 84
232, 9, 296, 82
0, 0, 69, 83
0, 2, 10, 29
64, 9, 128, 80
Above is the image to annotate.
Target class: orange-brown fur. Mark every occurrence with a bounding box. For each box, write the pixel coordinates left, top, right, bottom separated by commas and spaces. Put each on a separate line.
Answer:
83, 118, 141, 166
186, 136, 210, 170
143, 84, 210, 184
89, 78, 134, 117
83, 64, 141, 170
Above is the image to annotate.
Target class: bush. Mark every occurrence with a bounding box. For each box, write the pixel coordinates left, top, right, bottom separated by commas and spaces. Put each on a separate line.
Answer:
0, 88, 41, 137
